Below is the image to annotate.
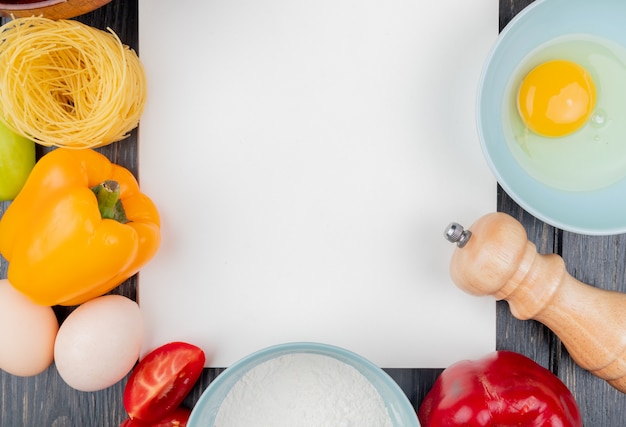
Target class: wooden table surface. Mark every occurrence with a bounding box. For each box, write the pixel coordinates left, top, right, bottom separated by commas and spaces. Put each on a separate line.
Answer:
1, 0, 626, 425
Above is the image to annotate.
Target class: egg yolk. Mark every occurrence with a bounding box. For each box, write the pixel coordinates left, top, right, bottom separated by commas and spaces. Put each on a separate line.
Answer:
517, 59, 596, 137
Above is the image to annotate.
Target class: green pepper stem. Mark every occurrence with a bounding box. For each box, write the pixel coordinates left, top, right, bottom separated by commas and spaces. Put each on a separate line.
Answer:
92, 180, 129, 223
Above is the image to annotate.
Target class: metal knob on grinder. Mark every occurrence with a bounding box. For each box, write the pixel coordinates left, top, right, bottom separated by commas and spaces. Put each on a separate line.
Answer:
445, 212, 626, 393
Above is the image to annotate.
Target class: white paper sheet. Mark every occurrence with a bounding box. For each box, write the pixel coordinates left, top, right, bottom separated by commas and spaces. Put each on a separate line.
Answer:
137, 0, 498, 368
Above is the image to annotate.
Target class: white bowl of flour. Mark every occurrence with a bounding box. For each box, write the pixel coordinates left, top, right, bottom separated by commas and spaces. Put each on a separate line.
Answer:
188, 342, 420, 427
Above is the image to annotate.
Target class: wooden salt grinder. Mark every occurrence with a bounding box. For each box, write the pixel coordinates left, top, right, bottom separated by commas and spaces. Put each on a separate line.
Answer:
445, 212, 626, 393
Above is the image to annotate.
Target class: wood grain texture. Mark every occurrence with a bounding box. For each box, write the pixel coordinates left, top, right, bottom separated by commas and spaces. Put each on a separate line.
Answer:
450, 210, 626, 394
497, 1, 626, 424
498, 190, 626, 426
0, 1, 138, 426
1, 0, 626, 425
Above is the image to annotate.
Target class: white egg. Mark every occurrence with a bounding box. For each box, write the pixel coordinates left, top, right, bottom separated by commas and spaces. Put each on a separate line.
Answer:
0, 279, 59, 376
54, 294, 143, 392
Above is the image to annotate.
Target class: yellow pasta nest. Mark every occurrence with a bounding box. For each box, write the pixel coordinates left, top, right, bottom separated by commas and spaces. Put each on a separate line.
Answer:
0, 17, 147, 148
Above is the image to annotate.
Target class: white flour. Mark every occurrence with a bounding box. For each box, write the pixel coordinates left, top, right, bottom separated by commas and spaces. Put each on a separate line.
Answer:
213, 352, 393, 427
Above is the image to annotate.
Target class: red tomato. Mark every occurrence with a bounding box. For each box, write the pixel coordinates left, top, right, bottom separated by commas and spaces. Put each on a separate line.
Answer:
120, 406, 191, 426
123, 342, 205, 423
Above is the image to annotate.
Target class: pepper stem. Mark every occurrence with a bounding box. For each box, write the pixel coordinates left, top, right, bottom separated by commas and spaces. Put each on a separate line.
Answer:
92, 180, 129, 223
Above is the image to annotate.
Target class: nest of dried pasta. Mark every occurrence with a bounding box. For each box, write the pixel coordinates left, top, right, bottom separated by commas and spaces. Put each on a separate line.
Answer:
0, 17, 147, 148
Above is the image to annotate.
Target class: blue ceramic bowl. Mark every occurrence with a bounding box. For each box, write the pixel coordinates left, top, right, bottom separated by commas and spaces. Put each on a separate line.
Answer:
187, 342, 420, 427
478, 0, 626, 235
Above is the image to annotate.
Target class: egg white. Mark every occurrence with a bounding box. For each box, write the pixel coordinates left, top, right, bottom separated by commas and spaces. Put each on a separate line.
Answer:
502, 34, 626, 192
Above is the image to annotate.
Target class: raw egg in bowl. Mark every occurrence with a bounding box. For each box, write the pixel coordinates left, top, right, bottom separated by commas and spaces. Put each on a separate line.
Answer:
478, 0, 626, 235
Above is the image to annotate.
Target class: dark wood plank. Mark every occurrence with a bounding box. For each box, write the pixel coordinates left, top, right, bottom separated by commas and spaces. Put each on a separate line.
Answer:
499, 0, 535, 31
559, 230, 626, 424
496, 185, 559, 373
0, 1, 138, 426
498, 192, 626, 426
497, 2, 626, 425
2, 0, 625, 425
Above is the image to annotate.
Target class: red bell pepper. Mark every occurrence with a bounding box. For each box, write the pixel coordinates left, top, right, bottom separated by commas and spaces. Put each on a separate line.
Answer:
418, 351, 583, 427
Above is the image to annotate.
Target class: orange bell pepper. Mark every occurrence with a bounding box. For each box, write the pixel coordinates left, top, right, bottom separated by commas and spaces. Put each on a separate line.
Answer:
0, 148, 160, 306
